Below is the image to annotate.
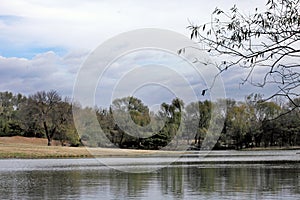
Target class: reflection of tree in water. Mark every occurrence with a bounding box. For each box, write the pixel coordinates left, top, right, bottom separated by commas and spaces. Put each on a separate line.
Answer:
158, 167, 184, 198
107, 171, 154, 198
0, 170, 83, 199
185, 166, 300, 197
0, 166, 299, 198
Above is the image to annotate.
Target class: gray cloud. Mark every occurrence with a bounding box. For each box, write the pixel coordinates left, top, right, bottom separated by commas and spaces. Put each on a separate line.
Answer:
0, 0, 282, 105
0, 51, 88, 96
0, 48, 281, 107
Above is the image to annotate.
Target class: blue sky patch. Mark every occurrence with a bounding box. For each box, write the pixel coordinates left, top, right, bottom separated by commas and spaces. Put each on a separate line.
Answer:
0, 15, 23, 25
0, 42, 67, 59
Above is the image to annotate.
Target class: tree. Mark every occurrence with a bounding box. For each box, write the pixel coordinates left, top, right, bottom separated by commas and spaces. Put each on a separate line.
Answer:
27, 90, 67, 146
73, 105, 106, 147
157, 98, 184, 148
187, 0, 300, 108
183, 102, 200, 145
0, 92, 26, 136
185, 101, 212, 148
245, 93, 282, 146
111, 96, 151, 148
96, 107, 115, 142
53, 98, 80, 146
226, 102, 252, 149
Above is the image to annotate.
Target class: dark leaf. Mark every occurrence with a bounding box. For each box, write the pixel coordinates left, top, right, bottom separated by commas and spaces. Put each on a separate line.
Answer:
201, 89, 207, 96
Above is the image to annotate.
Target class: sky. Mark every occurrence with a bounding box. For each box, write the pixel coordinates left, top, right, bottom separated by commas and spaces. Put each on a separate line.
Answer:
0, 0, 280, 108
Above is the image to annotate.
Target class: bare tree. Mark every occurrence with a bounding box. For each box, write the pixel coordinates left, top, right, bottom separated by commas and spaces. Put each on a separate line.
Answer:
186, 0, 300, 108
28, 90, 65, 146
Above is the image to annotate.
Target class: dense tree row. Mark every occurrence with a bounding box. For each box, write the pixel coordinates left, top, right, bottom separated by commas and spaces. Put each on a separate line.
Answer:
0, 91, 299, 149
0, 91, 79, 146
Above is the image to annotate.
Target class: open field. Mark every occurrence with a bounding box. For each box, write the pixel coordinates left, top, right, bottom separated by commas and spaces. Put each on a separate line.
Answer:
0, 136, 90, 158
0, 136, 183, 158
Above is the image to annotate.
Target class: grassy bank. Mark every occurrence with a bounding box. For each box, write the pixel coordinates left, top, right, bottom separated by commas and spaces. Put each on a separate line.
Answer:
0, 136, 90, 158
1, 136, 300, 159
0, 136, 183, 159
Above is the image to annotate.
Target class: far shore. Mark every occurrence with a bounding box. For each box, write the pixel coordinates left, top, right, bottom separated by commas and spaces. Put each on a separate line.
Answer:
0, 136, 300, 159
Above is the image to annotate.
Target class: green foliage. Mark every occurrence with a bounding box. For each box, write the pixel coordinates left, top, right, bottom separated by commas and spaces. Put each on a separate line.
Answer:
0, 90, 81, 146
0, 90, 299, 150
0, 92, 27, 136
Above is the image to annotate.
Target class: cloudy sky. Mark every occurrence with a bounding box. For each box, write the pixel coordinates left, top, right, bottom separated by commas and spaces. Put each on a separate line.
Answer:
1, 0, 278, 108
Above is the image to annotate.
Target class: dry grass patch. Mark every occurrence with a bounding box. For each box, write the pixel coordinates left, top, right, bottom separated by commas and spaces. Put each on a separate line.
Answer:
0, 136, 186, 159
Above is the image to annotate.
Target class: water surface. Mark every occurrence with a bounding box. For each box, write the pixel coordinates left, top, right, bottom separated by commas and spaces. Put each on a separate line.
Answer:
0, 150, 299, 199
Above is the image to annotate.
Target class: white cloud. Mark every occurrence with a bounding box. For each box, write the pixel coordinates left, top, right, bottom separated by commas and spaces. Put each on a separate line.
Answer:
0, 0, 266, 50
0, 0, 284, 106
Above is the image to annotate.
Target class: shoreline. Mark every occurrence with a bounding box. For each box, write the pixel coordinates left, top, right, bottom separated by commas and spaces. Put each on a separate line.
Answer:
1, 136, 300, 160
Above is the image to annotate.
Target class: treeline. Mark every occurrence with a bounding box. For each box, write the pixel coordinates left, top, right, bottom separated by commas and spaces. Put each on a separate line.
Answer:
0, 91, 79, 146
0, 91, 299, 149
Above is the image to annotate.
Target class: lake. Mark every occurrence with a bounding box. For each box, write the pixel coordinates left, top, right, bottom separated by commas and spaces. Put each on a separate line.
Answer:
0, 150, 299, 199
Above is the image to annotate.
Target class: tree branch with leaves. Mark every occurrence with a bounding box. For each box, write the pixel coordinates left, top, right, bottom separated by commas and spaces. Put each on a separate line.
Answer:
186, 0, 300, 108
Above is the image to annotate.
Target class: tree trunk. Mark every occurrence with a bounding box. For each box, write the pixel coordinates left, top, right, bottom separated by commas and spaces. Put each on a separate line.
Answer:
194, 133, 198, 146
119, 132, 124, 148
48, 138, 52, 146
43, 121, 56, 146
43, 121, 52, 146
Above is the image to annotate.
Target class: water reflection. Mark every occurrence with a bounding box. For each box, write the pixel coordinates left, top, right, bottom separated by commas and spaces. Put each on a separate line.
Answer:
185, 166, 300, 198
0, 163, 299, 199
